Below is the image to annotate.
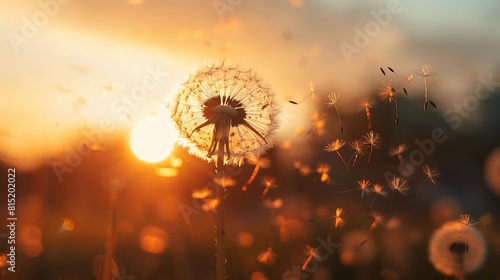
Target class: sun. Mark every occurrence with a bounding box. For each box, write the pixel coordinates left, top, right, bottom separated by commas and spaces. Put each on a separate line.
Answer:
130, 116, 177, 163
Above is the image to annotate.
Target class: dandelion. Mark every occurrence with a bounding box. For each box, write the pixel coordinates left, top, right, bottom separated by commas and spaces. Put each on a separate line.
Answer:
324, 139, 348, 168
429, 221, 486, 278
411, 164, 440, 200
458, 214, 478, 227
257, 246, 278, 265
415, 64, 438, 110
325, 92, 344, 134
346, 139, 366, 171
362, 131, 382, 167
360, 99, 375, 131
389, 144, 407, 162
334, 207, 346, 228
388, 177, 409, 215
241, 155, 271, 191
289, 81, 318, 104
301, 245, 322, 271
378, 80, 400, 127
360, 213, 383, 245
308, 207, 346, 228
340, 180, 372, 197
367, 183, 388, 212
387, 67, 408, 95
170, 62, 279, 280
192, 188, 213, 199
170, 61, 279, 167
261, 176, 278, 197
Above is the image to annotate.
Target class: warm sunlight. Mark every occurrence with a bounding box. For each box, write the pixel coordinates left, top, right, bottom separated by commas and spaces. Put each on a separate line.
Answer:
130, 116, 177, 163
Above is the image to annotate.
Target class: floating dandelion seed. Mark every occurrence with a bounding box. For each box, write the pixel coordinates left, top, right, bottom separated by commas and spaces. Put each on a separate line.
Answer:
387, 67, 408, 95
415, 64, 438, 110
429, 221, 486, 278
360, 99, 375, 131
389, 144, 407, 162
388, 177, 409, 215
170, 61, 279, 166
308, 207, 345, 228
459, 214, 478, 227
324, 139, 348, 168
316, 163, 331, 183
346, 140, 367, 171
325, 92, 344, 134
242, 155, 271, 191
192, 188, 213, 199
362, 131, 382, 167
340, 180, 372, 197
257, 246, 278, 265
378, 80, 400, 127
411, 164, 440, 200
334, 207, 346, 228
261, 176, 278, 197
289, 81, 317, 105
360, 214, 383, 245
301, 245, 322, 271
367, 183, 388, 212
201, 198, 220, 212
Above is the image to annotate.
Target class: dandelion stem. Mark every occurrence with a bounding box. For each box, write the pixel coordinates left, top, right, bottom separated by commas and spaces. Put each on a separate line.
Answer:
365, 107, 372, 131
336, 150, 348, 169
102, 189, 118, 280
334, 103, 344, 134
410, 178, 428, 201
390, 191, 397, 216
216, 142, 226, 280
301, 255, 314, 271
367, 145, 374, 167
242, 165, 260, 191
367, 195, 378, 213
423, 76, 428, 110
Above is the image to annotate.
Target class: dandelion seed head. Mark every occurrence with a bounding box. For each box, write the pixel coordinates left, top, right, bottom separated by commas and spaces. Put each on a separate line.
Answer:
422, 164, 440, 185
170, 62, 280, 166
257, 246, 278, 265
415, 64, 437, 77
325, 92, 341, 108
459, 214, 478, 226
334, 207, 346, 228
378, 81, 395, 102
372, 183, 388, 197
201, 198, 220, 212
324, 139, 346, 152
389, 177, 409, 195
261, 176, 277, 189
349, 140, 366, 155
357, 180, 372, 197
316, 163, 330, 174
389, 144, 407, 156
360, 99, 375, 110
362, 131, 382, 150
428, 221, 487, 277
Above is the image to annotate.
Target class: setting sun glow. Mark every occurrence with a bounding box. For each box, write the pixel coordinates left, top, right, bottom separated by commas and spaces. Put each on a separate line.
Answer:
130, 116, 177, 163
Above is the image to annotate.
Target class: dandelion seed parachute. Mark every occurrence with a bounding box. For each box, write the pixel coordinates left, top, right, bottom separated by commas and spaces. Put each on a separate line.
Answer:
428, 221, 487, 277
170, 62, 279, 166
